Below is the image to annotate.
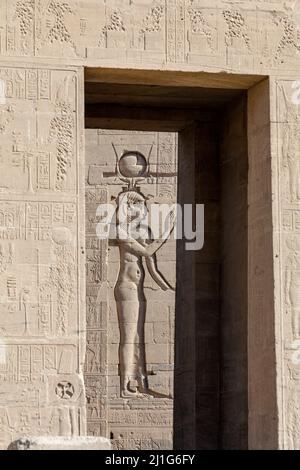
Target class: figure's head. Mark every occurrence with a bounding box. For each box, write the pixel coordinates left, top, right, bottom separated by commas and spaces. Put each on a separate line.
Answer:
116, 190, 147, 223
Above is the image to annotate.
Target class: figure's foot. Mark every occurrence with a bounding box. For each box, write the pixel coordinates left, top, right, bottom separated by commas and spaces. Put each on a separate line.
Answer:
121, 388, 150, 399
121, 379, 141, 398
138, 385, 172, 399
121, 389, 138, 398
137, 376, 149, 392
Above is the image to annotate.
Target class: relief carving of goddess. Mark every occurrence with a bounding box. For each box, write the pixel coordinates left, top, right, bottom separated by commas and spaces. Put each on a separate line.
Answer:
110, 150, 175, 398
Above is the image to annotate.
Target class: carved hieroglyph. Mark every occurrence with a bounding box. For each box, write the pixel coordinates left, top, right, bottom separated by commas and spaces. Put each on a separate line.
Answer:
0, 65, 85, 450
85, 130, 177, 450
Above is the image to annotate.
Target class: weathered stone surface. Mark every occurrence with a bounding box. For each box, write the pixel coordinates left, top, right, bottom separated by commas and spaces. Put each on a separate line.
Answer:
0, 0, 299, 73
0, 0, 299, 452
0, 64, 86, 450
85, 130, 176, 449
8, 436, 111, 450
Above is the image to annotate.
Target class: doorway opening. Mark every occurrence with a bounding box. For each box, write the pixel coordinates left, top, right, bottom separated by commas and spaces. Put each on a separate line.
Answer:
84, 68, 270, 450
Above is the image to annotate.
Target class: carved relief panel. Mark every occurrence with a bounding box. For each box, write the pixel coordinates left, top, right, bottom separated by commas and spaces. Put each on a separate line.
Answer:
85, 129, 177, 450
1, 1, 300, 71
0, 65, 85, 450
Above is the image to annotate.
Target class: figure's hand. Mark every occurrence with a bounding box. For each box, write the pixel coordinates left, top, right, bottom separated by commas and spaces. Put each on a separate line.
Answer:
169, 209, 176, 223
158, 280, 175, 292
167, 208, 176, 227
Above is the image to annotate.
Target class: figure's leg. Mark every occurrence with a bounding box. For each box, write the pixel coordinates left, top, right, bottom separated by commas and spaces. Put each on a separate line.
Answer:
242, 32, 251, 50
117, 299, 140, 397
136, 300, 148, 392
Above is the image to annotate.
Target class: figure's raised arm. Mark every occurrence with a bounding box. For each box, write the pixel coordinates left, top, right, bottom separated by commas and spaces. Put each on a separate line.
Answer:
146, 256, 174, 291
144, 208, 176, 256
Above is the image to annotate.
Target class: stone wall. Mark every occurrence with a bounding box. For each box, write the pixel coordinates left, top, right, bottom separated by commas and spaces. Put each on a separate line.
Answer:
85, 130, 176, 450
220, 96, 248, 449
0, 1, 299, 72
0, 0, 299, 450
194, 120, 220, 449
0, 65, 86, 449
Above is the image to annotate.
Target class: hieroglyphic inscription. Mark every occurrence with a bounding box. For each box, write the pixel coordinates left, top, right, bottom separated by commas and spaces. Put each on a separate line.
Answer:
85, 187, 109, 438
0, 1, 298, 70
0, 64, 83, 449
277, 81, 300, 448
